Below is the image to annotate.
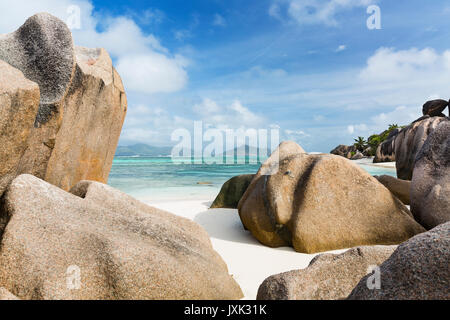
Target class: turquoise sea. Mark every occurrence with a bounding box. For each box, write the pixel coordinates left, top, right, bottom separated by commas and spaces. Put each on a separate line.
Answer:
108, 156, 397, 202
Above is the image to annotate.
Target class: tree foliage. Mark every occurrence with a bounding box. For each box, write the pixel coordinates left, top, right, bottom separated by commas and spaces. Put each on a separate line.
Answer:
352, 124, 404, 156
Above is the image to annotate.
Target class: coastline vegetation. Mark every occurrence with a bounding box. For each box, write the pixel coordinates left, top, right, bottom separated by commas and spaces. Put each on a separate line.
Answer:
353, 124, 405, 156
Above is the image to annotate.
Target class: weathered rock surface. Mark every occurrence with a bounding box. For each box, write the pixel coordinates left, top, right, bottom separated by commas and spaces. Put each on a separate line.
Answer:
348, 222, 450, 300
330, 144, 356, 159
0, 13, 75, 183
0, 60, 40, 195
0, 287, 19, 300
0, 12, 75, 120
238, 141, 425, 254
362, 147, 373, 157
373, 129, 399, 163
411, 119, 450, 229
0, 175, 243, 300
375, 175, 411, 205
257, 245, 396, 300
351, 151, 364, 160
211, 174, 255, 209
394, 116, 447, 180
44, 46, 127, 191
0, 14, 126, 194
422, 99, 449, 117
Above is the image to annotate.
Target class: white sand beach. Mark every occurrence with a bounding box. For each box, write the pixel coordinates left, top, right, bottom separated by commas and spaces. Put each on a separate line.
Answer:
146, 199, 347, 300
119, 158, 398, 299
353, 158, 396, 169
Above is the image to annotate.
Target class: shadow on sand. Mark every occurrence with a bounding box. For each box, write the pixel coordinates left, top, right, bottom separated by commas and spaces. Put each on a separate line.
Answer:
194, 208, 294, 253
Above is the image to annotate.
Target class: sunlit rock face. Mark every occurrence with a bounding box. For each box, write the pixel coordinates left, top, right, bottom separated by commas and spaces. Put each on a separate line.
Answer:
0, 175, 243, 300
238, 141, 425, 254
0, 13, 127, 193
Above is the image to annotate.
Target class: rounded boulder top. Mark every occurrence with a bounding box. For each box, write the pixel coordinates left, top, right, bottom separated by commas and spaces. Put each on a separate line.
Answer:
0, 12, 75, 123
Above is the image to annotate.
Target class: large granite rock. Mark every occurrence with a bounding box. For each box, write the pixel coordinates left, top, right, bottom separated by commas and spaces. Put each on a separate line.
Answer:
238, 141, 425, 254
375, 175, 410, 205
422, 99, 449, 117
330, 144, 356, 159
0, 175, 243, 300
257, 245, 396, 300
411, 119, 450, 229
0, 13, 75, 182
211, 174, 255, 209
0, 60, 40, 195
373, 129, 399, 163
44, 46, 127, 191
351, 151, 364, 160
394, 116, 447, 180
0, 12, 75, 119
348, 222, 450, 300
0, 14, 126, 193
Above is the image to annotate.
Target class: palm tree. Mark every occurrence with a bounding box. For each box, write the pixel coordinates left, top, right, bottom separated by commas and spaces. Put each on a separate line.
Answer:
353, 136, 367, 152
388, 124, 399, 131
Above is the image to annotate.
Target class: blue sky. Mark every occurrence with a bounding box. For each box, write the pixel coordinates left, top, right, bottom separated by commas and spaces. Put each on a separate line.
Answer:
1, 0, 450, 152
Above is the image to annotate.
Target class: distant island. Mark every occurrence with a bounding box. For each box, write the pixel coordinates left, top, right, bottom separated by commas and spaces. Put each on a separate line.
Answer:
115, 143, 273, 158
115, 144, 173, 157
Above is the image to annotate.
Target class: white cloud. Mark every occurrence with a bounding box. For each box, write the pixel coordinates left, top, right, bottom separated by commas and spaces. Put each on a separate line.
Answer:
120, 104, 192, 145
284, 129, 310, 137
352, 47, 450, 110
283, 129, 312, 148
193, 98, 266, 129
270, 0, 376, 26
137, 8, 165, 25
174, 29, 193, 41
193, 98, 221, 115
371, 106, 421, 130
116, 54, 188, 94
120, 98, 269, 145
347, 105, 422, 138
0, 0, 188, 95
346, 124, 367, 135
213, 14, 227, 27
347, 125, 355, 134
336, 44, 347, 52
313, 115, 325, 121
360, 47, 444, 82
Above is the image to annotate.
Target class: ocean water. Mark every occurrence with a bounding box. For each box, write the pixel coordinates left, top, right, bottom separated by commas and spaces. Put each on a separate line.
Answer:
108, 156, 397, 202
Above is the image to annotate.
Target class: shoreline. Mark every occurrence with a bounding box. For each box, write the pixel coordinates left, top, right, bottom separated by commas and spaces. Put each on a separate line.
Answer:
137, 159, 398, 298
352, 157, 396, 169
145, 198, 347, 299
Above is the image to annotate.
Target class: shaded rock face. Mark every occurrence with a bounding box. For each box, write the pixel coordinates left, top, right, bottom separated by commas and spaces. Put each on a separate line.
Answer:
0, 12, 75, 123
330, 145, 356, 159
257, 245, 396, 300
0, 287, 19, 300
238, 141, 425, 254
375, 175, 411, 205
0, 175, 243, 300
394, 117, 447, 180
422, 99, 449, 117
0, 14, 126, 193
411, 120, 450, 229
211, 174, 255, 209
351, 151, 364, 160
362, 147, 372, 157
348, 222, 450, 300
0, 60, 40, 195
373, 129, 399, 163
